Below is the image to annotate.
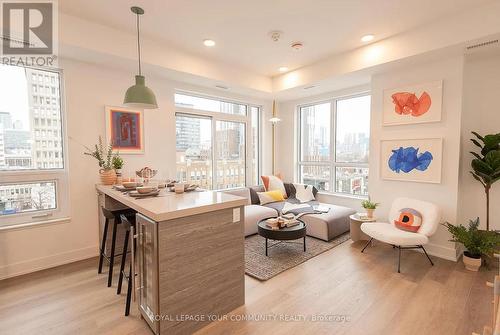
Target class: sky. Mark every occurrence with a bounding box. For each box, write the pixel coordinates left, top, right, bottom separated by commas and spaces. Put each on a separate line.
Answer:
0, 64, 30, 130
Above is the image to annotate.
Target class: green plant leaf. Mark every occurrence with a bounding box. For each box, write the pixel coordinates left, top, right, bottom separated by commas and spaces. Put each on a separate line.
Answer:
471, 138, 483, 150
471, 131, 485, 142
470, 151, 482, 160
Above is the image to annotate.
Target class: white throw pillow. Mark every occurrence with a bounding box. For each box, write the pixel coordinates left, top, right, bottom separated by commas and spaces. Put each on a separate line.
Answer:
261, 174, 287, 198
293, 183, 315, 203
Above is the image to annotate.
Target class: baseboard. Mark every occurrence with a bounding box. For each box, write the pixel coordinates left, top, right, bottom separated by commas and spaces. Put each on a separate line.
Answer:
0, 245, 98, 280
420, 243, 458, 262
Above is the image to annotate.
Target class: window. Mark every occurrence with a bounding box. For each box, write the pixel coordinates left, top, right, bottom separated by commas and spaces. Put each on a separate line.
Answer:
175, 92, 261, 190
298, 94, 370, 196
0, 64, 68, 227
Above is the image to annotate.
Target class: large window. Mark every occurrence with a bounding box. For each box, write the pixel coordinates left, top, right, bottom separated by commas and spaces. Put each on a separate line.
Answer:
298, 94, 370, 196
0, 64, 68, 226
175, 93, 260, 190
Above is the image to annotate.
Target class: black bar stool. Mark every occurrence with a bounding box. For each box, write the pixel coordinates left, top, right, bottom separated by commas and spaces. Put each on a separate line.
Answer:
97, 207, 135, 287
117, 214, 136, 316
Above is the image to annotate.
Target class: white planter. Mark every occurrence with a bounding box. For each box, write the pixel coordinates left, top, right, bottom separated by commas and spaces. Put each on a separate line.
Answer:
463, 252, 481, 271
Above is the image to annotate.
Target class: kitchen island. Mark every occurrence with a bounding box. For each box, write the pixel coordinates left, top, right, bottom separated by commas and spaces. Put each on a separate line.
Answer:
96, 185, 247, 335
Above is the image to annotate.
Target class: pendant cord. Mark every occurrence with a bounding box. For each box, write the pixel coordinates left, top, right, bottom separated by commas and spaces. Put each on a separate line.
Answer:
136, 13, 142, 76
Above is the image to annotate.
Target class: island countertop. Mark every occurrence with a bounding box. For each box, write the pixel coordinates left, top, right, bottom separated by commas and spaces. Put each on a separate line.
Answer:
95, 184, 247, 222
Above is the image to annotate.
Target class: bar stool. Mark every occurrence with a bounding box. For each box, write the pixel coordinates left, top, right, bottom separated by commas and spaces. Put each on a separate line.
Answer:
97, 207, 135, 287
117, 214, 136, 316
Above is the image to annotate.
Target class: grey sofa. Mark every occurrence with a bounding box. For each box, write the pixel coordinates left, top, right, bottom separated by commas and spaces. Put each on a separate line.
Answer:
224, 184, 356, 241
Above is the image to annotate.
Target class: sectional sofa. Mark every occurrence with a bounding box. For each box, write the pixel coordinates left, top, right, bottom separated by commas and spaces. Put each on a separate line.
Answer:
225, 184, 356, 241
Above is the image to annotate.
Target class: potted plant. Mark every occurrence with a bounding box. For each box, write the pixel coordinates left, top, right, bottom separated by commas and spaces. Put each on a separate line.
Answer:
84, 137, 116, 185
470, 131, 500, 231
361, 197, 379, 219
443, 218, 500, 271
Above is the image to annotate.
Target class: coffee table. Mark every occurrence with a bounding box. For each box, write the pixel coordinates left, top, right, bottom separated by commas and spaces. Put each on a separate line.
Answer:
257, 219, 307, 256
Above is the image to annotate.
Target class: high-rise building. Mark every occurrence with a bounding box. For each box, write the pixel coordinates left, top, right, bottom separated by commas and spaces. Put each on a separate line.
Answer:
0, 111, 12, 129
176, 116, 201, 151
25, 68, 63, 169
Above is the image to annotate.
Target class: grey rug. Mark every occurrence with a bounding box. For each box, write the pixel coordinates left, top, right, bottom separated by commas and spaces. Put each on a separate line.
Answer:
245, 232, 350, 281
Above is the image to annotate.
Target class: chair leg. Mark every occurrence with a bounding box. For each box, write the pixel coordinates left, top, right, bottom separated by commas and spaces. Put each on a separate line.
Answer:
117, 229, 130, 295
125, 265, 132, 316
361, 238, 373, 253
98, 218, 109, 274
108, 219, 118, 287
397, 246, 401, 273
420, 245, 434, 266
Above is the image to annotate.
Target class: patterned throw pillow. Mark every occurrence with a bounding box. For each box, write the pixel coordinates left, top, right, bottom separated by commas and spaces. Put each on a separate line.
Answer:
261, 174, 287, 198
394, 208, 423, 233
293, 183, 315, 203
256, 190, 285, 205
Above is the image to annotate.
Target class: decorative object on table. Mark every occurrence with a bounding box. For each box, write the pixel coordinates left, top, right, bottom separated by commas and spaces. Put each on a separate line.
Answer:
112, 154, 124, 184
123, 6, 158, 109
469, 131, 500, 231
443, 218, 500, 271
268, 100, 281, 174
105, 106, 144, 154
84, 136, 117, 185
258, 219, 307, 257
174, 182, 185, 194
361, 197, 380, 219
256, 189, 285, 205
136, 185, 156, 194
136, 167, 157, 182
383, 80, 442, 126
380, 138, 443, 183
170, 183, 198, 193
121, 181, 139, 189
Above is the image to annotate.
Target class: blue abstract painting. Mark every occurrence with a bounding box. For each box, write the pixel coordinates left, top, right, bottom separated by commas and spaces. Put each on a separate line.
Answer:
388, 146, 433, 173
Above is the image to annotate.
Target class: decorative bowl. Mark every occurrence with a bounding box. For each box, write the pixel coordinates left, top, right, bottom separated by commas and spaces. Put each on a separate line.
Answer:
122, 181, 139, 189
136, 186, 156, 194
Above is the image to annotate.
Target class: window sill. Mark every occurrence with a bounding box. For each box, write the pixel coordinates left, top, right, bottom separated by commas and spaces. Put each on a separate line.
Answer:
0, 217, 71, 232
317, 191, 368, 201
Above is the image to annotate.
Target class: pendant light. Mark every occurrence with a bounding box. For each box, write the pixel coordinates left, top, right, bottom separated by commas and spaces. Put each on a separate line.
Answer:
123, 6, 158, 109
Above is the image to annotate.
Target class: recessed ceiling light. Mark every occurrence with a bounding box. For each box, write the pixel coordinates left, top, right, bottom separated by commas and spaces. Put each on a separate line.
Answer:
203, 39, 215, 47
278, 66, 289, 72
361, 34, 374, 42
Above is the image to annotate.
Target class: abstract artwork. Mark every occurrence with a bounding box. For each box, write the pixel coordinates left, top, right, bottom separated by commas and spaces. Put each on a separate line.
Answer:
380, 138, 443, 183
383, 80, 442, 126
105, 106, 144, 154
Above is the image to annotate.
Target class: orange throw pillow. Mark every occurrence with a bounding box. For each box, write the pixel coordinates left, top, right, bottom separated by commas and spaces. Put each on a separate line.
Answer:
394, 208, 422, 233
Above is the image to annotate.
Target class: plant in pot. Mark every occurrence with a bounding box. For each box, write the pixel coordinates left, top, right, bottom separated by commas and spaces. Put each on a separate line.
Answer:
361, 198, 379, 219
470, 131, 500, 231
112, 154, 124, 184
443, 218, 500, 271
84, 137, 116, 185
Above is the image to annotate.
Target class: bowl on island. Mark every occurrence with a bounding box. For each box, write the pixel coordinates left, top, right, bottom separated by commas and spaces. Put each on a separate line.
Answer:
122, 181, 139, 189
136, 186, 156, 194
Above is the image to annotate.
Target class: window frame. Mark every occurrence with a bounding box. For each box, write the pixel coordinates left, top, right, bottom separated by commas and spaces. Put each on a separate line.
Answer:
174, 91, 262, 189
0, 66, 70, 228
297, 92, 370, 197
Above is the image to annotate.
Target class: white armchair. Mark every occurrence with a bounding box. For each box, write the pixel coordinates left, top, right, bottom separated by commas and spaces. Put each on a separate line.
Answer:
360, 197, 441, 273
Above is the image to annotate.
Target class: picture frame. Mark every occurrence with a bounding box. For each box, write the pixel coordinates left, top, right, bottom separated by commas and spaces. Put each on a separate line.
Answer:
105, 106, 144, 154
382, 80, 443, 126
380, 138, 443, 184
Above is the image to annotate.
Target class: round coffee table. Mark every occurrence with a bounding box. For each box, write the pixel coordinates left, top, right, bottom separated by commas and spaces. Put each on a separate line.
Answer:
349, 214, 377, 242
257, 219, 307, 256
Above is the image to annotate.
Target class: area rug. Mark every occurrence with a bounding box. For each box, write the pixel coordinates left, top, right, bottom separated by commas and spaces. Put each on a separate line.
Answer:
245, 232, 350, 281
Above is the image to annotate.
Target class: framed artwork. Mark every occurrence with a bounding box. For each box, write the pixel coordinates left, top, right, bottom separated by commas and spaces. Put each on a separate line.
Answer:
383, 80, 443, 126
380, 138, 443, 183
105, 106, 144, 154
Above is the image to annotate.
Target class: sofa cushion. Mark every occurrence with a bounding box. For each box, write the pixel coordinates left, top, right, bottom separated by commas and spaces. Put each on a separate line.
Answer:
300, 203, 356, 241
284, 183, 319, 199
293, 183, 316, 203
244, 205, 278, 236
249, 185, 265, 205
361, 222, 428, 246
261, 175, 287, 198
222, 188, 251, 205
257, 190, 285, 205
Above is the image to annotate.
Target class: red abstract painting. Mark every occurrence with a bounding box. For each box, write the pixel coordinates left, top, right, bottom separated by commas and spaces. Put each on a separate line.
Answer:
391, 91, 431, 117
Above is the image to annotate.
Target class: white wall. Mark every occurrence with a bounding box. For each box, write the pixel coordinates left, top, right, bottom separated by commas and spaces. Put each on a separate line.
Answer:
369, 56, 464, 261
0, 58, 272, 279
458, 53, 500, 231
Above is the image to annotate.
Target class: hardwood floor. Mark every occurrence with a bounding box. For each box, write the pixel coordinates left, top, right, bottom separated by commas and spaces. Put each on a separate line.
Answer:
0, 240, 494, 335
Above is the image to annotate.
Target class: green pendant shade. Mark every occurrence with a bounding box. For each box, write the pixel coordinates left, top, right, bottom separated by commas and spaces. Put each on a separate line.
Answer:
123, 75, 158, 109
123, 6, 158, 109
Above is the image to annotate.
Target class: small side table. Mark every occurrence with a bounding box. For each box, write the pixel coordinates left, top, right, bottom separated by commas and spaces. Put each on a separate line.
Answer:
349, 214, 376, 242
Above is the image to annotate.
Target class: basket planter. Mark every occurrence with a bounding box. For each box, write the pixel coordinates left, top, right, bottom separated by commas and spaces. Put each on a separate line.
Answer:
463, 251, 481, 272
99, 169, 117, 185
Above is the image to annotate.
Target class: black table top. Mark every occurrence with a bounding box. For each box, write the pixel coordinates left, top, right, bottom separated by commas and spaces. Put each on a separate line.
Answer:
257, 218, 306, 240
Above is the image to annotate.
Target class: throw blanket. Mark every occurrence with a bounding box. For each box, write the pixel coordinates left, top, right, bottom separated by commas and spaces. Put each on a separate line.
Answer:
263, 198, 328, 217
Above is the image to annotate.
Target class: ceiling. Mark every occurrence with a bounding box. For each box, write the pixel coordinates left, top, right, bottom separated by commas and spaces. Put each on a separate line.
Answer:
60, 0, 492, 77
